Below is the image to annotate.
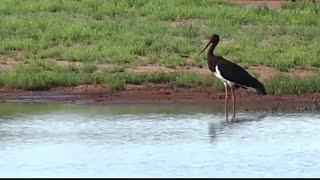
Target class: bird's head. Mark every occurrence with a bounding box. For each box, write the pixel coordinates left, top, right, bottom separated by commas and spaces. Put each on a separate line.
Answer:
198, 34, 220, 55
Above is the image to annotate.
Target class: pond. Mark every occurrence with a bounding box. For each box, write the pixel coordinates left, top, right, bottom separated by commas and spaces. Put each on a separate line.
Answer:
0, 102, 320, 177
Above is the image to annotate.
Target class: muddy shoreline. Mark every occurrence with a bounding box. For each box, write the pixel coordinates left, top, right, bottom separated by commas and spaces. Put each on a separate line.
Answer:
1, 85, 319, 112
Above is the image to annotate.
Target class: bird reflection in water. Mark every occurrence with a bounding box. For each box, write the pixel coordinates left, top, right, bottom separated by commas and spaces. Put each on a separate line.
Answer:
208, 114, 267, 142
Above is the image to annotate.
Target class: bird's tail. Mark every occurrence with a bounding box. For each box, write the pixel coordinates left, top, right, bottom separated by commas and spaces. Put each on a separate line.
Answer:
249, 78, 266, 95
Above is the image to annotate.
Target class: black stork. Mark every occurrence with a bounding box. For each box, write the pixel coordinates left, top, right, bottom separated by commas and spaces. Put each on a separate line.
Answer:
198, 34, 266, 122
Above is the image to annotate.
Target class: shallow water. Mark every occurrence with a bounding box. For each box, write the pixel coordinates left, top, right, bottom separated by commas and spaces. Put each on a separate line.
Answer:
0, 102, 320, 177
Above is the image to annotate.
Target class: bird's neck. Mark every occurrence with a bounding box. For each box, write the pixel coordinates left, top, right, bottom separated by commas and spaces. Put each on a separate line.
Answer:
207, 41, 220, 72
207, 41, 218, 59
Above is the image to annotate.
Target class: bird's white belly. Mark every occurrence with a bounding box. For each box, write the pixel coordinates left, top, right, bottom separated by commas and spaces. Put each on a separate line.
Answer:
214, 66, 235, 87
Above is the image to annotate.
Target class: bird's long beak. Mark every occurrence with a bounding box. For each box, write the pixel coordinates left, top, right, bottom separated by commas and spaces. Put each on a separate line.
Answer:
197, 40, 211, 56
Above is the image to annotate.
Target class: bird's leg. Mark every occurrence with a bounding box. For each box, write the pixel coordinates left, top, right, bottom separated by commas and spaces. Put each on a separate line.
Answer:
231, 86, 236, 120
224, 84, 229, 122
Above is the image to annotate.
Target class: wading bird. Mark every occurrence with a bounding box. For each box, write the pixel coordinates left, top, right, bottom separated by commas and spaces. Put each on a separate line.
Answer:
198, 34, 266, 122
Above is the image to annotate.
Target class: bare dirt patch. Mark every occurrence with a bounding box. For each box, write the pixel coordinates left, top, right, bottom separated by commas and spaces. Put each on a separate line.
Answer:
180, 66, 211, 74
128, 65, 175, 73
129, 64, 212, 74
166, 19, 198, 26
234, 0, 286, 9
97, 64, 113, 71
56, 60, 82, 67
248, 65, 277, 82
287, 67, 316, 78
249, 65, 316, 81
0, 59, 18, 71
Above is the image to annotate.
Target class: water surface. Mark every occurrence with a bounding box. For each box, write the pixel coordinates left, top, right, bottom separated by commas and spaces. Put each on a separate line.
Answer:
0, 102, 320, 177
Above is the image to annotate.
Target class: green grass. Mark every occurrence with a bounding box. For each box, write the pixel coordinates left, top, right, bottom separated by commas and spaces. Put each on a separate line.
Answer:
0, 60, 224, 91
1, 60, 319, 94
0, 61, 91, 90
82, 63, 97, 73
0, 0, 319, 93
265, 74, 320, 94
101, 71, 224, 91
0, 0, 319, 70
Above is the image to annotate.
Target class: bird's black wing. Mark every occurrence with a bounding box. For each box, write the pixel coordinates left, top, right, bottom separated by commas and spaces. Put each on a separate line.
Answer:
216, 58, 258, 88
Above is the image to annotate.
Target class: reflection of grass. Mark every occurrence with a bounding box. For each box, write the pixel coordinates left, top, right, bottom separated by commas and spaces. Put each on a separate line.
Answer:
0, 102, 223, 117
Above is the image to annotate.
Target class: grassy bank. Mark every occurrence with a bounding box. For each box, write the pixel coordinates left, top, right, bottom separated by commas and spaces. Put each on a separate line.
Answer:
0, 60, 320, 95
0, 60, 225, 91
0, 0, 319, 94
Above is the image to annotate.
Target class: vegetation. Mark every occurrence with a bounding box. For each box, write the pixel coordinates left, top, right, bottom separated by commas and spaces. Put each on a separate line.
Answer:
0, 0, 319, 94
1, 60, 319, 95
0, 60, 225, 91
266, 74, 320, 94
